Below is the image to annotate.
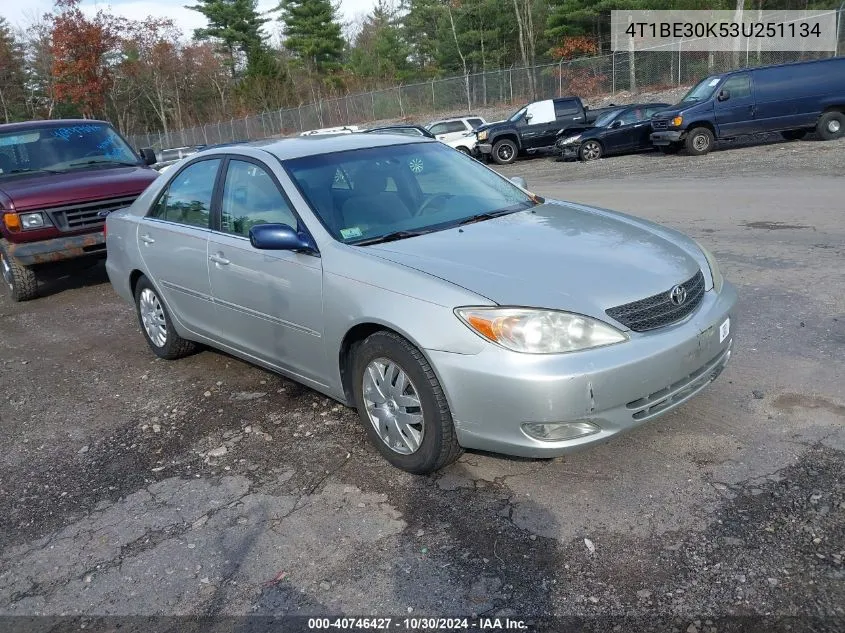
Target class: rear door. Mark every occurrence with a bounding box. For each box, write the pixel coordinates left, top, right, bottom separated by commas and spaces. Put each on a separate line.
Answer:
137, 158, 221, 337
714, 74, 756, 136
429, 120, 470, 143
206, 156, 325, 383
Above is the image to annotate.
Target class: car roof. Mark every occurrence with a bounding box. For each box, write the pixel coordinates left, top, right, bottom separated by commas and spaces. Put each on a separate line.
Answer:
201, 132, 435, 162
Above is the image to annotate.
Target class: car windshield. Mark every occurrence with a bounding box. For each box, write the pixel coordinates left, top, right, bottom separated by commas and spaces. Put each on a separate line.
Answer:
285, 142, 537, 244
680, 76, 722, 103
509, 107, 527, 122
0, 122, 140, 178
592, 108, 626, 128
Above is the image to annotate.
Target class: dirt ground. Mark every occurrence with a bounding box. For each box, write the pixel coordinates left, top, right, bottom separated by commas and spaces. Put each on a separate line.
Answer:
1, 136, 843, 631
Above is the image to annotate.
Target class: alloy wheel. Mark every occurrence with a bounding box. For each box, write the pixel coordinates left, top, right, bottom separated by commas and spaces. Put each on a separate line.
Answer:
497, 145, 513, 161
829, 119, 841, 134
362, 358, 425, 455
582, 141, 601, 161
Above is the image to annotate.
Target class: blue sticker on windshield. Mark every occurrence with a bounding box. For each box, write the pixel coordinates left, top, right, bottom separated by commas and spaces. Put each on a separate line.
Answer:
52, 124, 102, 140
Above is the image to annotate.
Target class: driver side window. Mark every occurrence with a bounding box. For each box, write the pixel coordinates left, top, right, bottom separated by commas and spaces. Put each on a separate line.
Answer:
220, 159, 297, 237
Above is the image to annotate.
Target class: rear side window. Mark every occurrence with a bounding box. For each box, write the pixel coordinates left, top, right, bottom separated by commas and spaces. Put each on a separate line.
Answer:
554, 100, 580, 117
149, 159, 220, 228
430, 121, 467, 135
722, 75, 752, 99
467, 118, 485, 129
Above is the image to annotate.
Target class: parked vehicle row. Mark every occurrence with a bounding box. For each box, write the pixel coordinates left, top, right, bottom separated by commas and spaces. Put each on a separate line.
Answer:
554, 56, 845, 163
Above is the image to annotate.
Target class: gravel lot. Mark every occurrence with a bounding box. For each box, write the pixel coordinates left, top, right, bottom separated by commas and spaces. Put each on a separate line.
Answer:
1, 136, 843, 631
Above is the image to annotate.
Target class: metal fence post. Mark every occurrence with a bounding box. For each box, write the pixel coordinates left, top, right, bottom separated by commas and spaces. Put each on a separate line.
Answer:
431, 80, 435, 109
558, 59, 563, 97
371, 92, 376, 120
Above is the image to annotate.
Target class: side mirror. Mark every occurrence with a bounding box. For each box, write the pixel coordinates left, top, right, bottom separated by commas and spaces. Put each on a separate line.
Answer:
524, 112, 533, 121
610, 120, 623, 129
510, 176, 528, 189
139, 148, 157, 165
249, 223, 318, 255
717, 89, 731, 102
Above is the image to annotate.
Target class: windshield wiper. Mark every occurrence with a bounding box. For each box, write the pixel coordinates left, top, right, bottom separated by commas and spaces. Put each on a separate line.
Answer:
457, 202, 535, 226
1, 167, 64, 175
66, 159, 140, 168
352, 229, 432, 246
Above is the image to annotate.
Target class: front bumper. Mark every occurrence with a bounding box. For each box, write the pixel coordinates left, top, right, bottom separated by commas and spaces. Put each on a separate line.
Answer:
555, 143, 580, 159
427, 282, 737, 458
5, 231, 106, 266
477, 143, 493, 155
650, 130, 684, 146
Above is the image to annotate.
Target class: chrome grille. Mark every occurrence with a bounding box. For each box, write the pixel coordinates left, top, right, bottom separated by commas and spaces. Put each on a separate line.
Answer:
606, 270, 705, 332
46, 196, 137, 232
651, 119, 669, 130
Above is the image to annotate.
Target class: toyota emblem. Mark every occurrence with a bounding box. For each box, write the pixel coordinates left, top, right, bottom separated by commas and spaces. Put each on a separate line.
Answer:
669, 284, 687, 306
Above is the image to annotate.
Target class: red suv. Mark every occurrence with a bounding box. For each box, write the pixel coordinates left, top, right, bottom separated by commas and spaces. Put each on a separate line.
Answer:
0, 119, 159, 301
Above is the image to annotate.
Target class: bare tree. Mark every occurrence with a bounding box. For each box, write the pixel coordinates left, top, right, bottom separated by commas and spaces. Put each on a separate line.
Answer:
512, 0, 537, 100
446, 2, 471, 111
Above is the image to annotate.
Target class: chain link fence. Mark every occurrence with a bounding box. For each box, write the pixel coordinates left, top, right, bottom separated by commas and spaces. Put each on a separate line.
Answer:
129, 22, 845, 151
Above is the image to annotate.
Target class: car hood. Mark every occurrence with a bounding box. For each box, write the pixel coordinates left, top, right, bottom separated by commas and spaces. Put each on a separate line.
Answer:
0, 166, 159, 211
363, 202, 702, 323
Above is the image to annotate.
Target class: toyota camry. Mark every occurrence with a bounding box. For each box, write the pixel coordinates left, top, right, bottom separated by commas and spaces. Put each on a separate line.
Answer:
105, 134, 736, 474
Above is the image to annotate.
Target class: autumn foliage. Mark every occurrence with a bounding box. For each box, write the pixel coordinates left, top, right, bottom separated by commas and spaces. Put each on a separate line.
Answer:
50, 0, 123, 117
552, 36, 607, 98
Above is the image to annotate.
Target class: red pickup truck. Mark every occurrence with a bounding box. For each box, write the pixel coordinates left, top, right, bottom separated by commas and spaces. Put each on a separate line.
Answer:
0, 119, 159, 301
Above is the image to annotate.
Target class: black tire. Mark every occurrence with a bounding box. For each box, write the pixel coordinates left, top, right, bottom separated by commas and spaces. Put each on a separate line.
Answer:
491, 139, 518, 165
658, 143, 681, 154
455, 146, 471, 155
816, 111, 844, 141
781, 129, 808, 141
351, 330, 462, 474
685, 127, 715, 155
133, 275, 197, 360
0, 240, 38, 302
579, 140, 603, 161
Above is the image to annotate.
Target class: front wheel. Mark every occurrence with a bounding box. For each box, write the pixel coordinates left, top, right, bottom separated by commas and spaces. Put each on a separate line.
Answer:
816, 111, 844, 140
579, 140, 603, 161
351, 330, 462, 474
0, 240, 38, 302
685, 127, 715, 155
134, 275, 197, 360
491, 139, 518, 165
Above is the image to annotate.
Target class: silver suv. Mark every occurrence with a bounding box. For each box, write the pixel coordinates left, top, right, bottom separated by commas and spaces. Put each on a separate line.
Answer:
425, 116, 487, 154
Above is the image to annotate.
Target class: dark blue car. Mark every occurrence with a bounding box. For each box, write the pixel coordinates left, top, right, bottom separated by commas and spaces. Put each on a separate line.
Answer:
650, 56, 845, 155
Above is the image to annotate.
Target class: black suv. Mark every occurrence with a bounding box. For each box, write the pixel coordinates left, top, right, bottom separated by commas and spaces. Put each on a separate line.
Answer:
475, 96, 617, 164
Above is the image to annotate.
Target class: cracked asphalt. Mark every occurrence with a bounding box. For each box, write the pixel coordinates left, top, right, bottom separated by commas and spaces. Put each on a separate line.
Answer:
1, 136, 843, 631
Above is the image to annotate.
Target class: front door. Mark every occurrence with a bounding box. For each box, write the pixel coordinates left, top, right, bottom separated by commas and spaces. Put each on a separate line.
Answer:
207, 157, 325, 384
714, 74, 756, 136
520, 100, 557, 149
137, 158, 221, 337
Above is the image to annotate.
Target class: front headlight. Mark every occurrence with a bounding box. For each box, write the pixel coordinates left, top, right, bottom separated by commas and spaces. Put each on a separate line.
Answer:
561, 134, 582, 145
19, 212, 46, 229
671, 115, 683, 127
695, 240, 723, 293
477, 130, 488, 141
455, 307, 627, 354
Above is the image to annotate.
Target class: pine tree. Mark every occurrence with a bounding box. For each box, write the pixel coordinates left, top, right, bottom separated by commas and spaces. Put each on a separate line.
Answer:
187, 0, 269, 76
277, 0, 344, 75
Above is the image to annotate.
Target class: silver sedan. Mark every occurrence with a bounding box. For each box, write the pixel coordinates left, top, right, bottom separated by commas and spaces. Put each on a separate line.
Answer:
105, 134, 736, 474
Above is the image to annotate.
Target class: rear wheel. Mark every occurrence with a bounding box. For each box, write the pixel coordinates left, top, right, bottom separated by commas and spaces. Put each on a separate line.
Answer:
0, 240, 38, 302
579, 140, 603, 161
491, 139, 518, 165
685, 127, 715, 155
455, 146, 471, 155
134, 275, 197, 360
816, 111, 844, 140
351, 330, 462, 474
781, 129, 808, 141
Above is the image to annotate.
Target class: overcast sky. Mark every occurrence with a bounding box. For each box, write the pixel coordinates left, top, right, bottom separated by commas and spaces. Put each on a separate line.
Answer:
2, 0, 376, 41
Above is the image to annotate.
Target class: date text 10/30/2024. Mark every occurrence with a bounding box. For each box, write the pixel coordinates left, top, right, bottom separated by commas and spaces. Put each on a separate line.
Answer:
307, 618, 529, 630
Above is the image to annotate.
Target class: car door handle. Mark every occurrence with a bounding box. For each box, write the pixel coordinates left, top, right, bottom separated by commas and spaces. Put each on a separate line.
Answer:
140, 234, 155, 245
209, 253, 230, 266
